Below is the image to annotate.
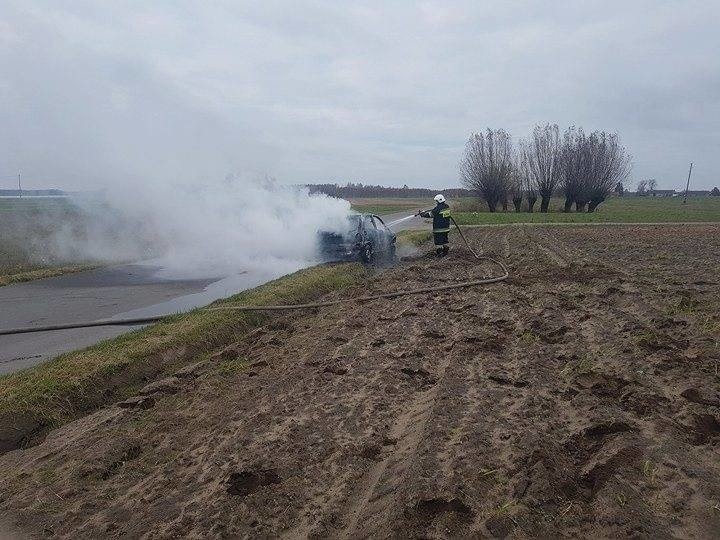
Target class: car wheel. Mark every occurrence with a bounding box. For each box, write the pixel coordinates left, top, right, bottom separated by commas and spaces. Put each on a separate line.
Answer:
360, 244, 373, 264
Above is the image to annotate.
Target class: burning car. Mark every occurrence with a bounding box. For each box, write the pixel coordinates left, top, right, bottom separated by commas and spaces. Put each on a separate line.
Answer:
318, 213, 396, 263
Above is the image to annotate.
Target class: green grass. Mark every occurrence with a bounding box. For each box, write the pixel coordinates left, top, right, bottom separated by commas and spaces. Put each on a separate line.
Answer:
396, 229, 433, 246
349, 197, 428, 215
0, 262, 367, 451
452, 196, 720, 225
0, 197, 99, 285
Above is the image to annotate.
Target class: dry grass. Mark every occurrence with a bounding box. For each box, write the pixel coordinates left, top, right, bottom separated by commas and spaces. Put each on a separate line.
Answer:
0, 265, 97, 287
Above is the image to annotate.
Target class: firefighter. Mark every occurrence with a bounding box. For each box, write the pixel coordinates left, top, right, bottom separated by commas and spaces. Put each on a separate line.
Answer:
419, 194, 451, 256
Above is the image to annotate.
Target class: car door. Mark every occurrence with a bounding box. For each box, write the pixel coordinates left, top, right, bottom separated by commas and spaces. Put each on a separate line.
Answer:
373, 214, 395, 253
363, 215, 378, 247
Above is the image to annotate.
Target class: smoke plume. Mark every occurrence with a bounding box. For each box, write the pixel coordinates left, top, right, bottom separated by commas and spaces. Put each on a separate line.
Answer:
30, 175, 351, 279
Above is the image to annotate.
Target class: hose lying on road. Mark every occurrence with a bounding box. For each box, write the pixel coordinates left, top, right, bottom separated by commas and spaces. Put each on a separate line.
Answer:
0, 220, 507, 335
0, 315, 170, 336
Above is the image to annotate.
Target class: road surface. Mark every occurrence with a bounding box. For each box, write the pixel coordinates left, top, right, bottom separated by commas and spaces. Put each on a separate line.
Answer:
0, 213, 428, 375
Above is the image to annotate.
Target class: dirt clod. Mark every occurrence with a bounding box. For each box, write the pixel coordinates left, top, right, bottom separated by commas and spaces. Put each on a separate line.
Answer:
138, 377, 180, 396
226, 469, 282, 497
688, 414, 720, 445
409, 497, 474, 522
681, 387, 720, 407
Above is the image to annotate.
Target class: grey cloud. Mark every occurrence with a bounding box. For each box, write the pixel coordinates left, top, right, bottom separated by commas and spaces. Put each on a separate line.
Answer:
1, 0, 718, 190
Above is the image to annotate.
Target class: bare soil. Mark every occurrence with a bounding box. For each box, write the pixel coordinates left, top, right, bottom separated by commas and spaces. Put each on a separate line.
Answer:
1, 225, 719, 538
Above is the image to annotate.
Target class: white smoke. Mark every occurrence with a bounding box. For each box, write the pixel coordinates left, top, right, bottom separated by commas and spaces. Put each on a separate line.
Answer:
37, 174, 352, 279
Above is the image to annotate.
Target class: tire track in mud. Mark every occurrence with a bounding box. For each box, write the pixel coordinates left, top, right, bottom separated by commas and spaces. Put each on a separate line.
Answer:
277, 294, 454, 538
480, 227, 511, 261
456, 230, 671, 534
335, 235, 534, 537
513, 227, 720, 534
521, 226, 572, 268
499, 229, 511, 260
420, 306, 535, 535
520, 226, 677, 375
336, 304, 460, 538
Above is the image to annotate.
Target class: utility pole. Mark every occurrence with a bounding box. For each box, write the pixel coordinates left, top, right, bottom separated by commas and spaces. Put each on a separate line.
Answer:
18, 170, 22, 198
682, 162, 693, 204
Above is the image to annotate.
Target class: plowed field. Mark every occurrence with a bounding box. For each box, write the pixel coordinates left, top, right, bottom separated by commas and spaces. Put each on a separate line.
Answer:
2, 224, 719, 538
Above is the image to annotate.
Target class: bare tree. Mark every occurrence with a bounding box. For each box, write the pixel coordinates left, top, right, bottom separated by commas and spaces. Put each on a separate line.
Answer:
636, 179, 648, 196
585, 132, 631, 212
587, 133, 631, 211
516, 145, 537, 212
559, 128, 631, 212
460, 129, 514, 212
559, 126, 592, 212
508, 160, 524, 212
526, 185, 538, 212
523, 124, 561, 212
647, 178, 658, 195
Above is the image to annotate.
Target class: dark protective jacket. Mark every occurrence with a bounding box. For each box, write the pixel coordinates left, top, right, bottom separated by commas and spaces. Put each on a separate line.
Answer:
422, 202, 451, 233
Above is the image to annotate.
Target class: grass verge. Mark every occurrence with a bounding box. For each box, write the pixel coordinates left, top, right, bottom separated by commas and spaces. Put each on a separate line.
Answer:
0, 265, 97, 287
396, 229, 433, 246
0, 262, 367, 452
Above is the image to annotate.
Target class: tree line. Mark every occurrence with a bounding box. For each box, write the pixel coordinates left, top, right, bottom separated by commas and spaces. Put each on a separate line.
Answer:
460, 125, 632, 213
307, 183, 473, 199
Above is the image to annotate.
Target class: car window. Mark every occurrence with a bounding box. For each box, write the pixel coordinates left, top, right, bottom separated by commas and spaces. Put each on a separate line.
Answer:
363, 216, 376, 230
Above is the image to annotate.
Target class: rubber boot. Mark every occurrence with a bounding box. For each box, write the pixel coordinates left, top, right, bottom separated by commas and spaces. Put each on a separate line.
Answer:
435, 247, 443, 257
442, 245, 449, 256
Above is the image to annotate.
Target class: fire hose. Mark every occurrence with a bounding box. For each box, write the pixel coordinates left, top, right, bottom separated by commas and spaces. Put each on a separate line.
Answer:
0, 218, 507, 335
212, 213, 507, 313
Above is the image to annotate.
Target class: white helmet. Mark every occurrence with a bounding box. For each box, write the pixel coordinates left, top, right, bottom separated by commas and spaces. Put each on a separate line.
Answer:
434, 194, 446, 204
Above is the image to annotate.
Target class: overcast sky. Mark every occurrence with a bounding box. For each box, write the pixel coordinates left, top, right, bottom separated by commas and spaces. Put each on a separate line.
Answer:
1, 1, 718, 191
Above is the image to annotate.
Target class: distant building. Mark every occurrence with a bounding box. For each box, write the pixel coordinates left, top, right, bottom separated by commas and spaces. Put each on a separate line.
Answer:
683, 190, 710, 197
648, 189, 675, 197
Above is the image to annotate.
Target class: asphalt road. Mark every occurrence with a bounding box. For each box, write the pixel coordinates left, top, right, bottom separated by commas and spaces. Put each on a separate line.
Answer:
0, 212, 429, 375
1, 265, 206, 374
